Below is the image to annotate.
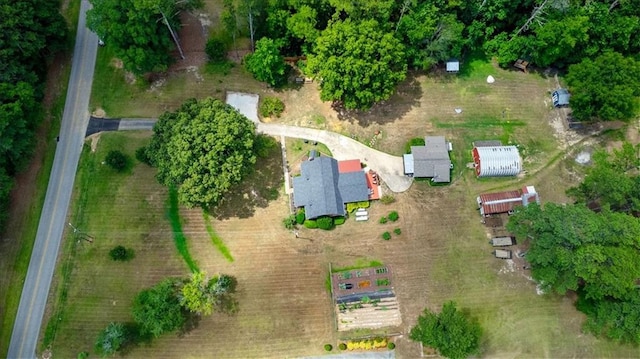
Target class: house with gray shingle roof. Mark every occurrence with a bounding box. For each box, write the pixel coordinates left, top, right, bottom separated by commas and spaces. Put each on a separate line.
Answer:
403, 136, 452, 182
293, 155, 370, 219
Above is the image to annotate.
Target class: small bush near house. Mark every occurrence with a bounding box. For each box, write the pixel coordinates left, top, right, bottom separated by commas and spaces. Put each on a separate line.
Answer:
382, 232, 391, 240
379, 216, 388, 224
105, 150, 128, 172
109, 245, 134, 261
283, 214, 296, 229
380, 194, 395, 204
317, 216, 334, 230
394, 228, 401, 235
339, 343, 347, 350
304, 220, 318, 229
346, 200, 370, 212
259, 97, 285, 118
296, 209, 306, 224
334, 217, 346, 225
324, 344, 333, 352
388, 342, 396, 350
388, 211, 399, 222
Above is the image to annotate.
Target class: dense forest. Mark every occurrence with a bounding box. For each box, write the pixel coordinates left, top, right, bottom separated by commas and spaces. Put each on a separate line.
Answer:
0, 0, 68, 228
212, 0, 640, 116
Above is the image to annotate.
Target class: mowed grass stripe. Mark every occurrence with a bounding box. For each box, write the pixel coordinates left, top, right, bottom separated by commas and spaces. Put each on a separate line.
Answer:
166, 185, 199, 272
203, 211, 234, 262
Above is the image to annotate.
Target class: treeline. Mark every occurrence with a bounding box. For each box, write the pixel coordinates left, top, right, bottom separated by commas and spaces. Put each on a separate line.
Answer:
214, 0, 640, 119
0, 0, 68, 228
508, 143, 640, 343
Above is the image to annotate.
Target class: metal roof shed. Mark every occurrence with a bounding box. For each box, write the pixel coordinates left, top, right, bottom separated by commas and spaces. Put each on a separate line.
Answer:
472, 146, 522, 177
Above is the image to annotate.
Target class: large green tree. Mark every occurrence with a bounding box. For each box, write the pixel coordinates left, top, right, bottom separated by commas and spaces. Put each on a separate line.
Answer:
146, 98, 257, 209
132, 279, 186, 338
308, 19, 407, 110
180, 271, 238, 315
410, 301, 482, 359
507, 203, 640, 301
87, 0, 188, 74
245, 37, 287, 87
566, 52, 640, 121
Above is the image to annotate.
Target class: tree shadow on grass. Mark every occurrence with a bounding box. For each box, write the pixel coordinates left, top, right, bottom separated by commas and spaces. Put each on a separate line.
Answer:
210, 142, 284, 220
335, 70, 423, 127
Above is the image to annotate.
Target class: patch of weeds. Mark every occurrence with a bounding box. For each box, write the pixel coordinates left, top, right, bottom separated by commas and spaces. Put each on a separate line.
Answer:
380, 194, 395, 204
166, 186, 199, 272
379, 216, 388, 224
405, 137, 426, 154
109, 245, 135, 261
382, 232, 391, 240
393, 228, 401, 235
203, 211, 234, 262
388, 211, 399, 222
331, 259, 384, 273
204, 61, 234, 75
313, 114, 326, 126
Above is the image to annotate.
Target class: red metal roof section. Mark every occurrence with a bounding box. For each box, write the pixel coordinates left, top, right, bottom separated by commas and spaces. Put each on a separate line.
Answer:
479, 189, 523, 215
338, 159, 362, 173
365, 171, 380, 200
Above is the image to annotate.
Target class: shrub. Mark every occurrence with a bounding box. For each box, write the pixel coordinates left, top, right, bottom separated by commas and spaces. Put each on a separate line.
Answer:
105, 150, 128, 172
135, 146, 152, 165
388, 211, 399, 222
324, 344, 333, 352
295, 210, 306, 224
346, 200, 370, 213
283, 215, 296, 229
382, 232, 391, 240
109, 245, 134, 261
339, 343, 347, 350
259, 96, 285, 118
205, 38, 227, 63
317, 216, 334, 230
380, 194, 395, 204
379, 216, 388, 224
394, 228, 401, 235
77, 352, 89, 359
304, 220, 318, 229
334, 217, 346, 225
404, 137, 425, 154
388, 342, 396, 350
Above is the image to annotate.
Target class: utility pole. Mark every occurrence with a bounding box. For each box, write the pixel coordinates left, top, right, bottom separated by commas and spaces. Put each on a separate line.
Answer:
160, 10, 185, 59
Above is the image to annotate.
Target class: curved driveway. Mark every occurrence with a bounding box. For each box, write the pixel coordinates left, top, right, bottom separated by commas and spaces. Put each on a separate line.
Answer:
7, 0, 97, 357
256, 123, 413, 192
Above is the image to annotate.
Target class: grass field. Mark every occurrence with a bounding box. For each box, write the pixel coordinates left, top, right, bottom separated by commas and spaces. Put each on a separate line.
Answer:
41, 8, 640, 357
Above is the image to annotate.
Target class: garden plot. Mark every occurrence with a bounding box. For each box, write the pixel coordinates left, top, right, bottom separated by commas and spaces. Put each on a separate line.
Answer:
331, 266, 402, 331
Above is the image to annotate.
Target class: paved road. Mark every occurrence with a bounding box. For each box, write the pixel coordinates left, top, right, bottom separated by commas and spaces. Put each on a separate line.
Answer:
7, 1, 97, 357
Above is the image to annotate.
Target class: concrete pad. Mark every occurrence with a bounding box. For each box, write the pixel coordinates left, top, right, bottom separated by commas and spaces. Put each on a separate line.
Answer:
226, 92, 260, 123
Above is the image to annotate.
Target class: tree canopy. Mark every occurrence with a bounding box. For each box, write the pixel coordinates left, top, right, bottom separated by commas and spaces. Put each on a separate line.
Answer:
566, 52, 640, 121
245, 37, 288, 87
95, 322, 127, 357
146, 98, 257, 209
0, 0, 67, 229
507, 203, 640, 300
410, 301, 482, 359
87, 0, 196, 74
308, 19, 407, 110
132, 278, 185, 338
179, 271, 237, 315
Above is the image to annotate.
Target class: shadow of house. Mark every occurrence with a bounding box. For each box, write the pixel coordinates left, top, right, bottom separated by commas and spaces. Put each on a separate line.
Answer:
293, 153, 369, 219
403, 136, 452, 183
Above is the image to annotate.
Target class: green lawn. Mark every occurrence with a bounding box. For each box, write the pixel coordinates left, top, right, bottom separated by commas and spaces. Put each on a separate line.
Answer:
41, 132, 188, 356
